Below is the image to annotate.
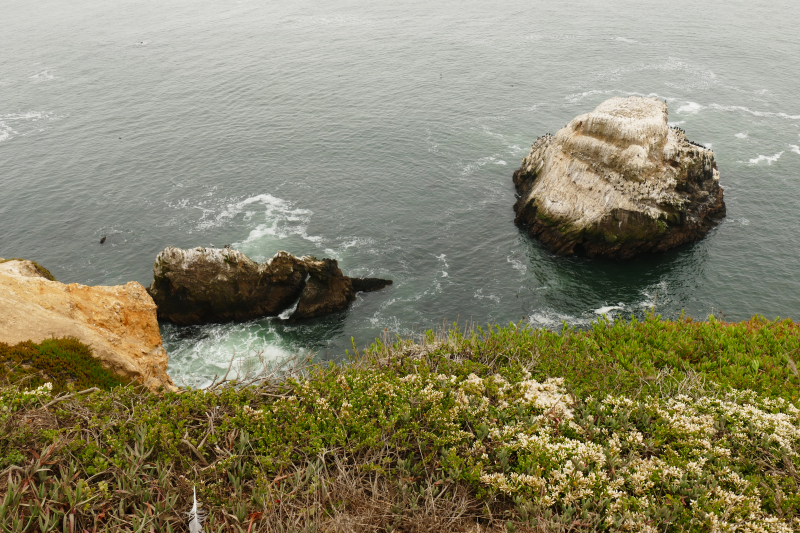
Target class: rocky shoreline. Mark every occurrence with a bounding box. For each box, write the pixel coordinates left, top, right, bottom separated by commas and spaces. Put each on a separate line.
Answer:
0, 248, 392, 390
0, 258, 175, 392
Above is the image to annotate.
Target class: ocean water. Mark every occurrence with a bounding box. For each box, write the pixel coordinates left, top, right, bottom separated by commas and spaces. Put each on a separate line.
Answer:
2, 0, 798, 385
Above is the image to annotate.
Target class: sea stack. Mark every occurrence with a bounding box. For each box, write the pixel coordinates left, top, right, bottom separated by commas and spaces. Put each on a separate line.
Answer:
512, 96, 725, 259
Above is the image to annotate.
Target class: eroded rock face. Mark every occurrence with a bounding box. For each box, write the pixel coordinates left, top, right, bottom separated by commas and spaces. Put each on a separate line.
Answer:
147, 247, 391, 324
147, 247, 307, 325
0, 259, 175, 392
291, 258, 355, 320
512, 96, 725, 259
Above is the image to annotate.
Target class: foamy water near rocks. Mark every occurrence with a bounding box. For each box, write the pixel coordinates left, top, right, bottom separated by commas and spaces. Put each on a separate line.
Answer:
147, 247, 391, 325
0, 259, 175, 392
513, 96, 726, 259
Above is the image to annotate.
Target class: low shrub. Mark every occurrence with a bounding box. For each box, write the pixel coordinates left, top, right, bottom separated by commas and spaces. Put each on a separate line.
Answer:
0, 337, 132, 393
1, 315, 799, 532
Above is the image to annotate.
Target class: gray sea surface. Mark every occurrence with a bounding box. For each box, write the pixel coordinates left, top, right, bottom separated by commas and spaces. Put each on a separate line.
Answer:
2, 0, 799, 385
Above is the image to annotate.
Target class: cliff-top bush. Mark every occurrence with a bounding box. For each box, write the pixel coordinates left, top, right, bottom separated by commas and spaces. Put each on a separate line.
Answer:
0, 337, 131, 393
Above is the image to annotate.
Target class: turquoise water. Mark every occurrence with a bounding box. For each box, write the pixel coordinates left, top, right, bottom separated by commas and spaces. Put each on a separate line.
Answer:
2, 0, 799, 385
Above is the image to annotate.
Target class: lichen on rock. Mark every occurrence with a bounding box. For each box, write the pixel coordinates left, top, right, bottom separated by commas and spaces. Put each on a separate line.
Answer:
512, 96, 725, 259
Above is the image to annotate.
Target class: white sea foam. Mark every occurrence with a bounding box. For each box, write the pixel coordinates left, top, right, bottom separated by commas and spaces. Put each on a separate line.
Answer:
668, 121, 685, 127
164, 322, 295, 388
474, 289, 500, 304
590, 58, 715, 90
277, 293, 303, 320
566, 90, 663, 105
594, 305, 624, 315
29, 70, 56, 83
506, 255, 527, 274
565, 89, 608, 103
677, 102, 703, 114
707, 103, 800, 120
735, 132, 748, 139
0, 111, 58, 142
462, 155, 506, 175
441, 271, 449, 278
749, 152, 784, 165
526, 311, 588, 329
790, 145, 800, 155
614, 37, 636, 43
201, 194, 323, 245
436, 253, 449, 267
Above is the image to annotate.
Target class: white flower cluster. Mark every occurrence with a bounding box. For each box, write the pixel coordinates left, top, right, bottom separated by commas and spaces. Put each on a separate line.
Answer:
22, 382, 53, 398
254, 365, 800, 532
478, 388, 800, 532
242, 405, 264, 419
517, 377, 574, 416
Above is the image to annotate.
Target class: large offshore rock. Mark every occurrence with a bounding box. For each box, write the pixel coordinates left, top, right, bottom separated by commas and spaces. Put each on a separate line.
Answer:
147, 247, 391, 324
0, 259, 175, 392
512, 96, 725, 259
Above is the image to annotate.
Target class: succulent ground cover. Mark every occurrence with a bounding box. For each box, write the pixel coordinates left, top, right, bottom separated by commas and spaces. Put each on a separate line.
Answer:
0, 338, 132, 392
1, 315, 799, 532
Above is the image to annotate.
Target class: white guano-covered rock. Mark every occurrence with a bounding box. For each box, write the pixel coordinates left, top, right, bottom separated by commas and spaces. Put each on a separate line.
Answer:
512, 96, 725, 259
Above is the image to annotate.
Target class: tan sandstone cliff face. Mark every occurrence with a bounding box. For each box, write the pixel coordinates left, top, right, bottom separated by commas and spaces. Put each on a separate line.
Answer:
512, 96, 725, 259
0, 259, 175, 392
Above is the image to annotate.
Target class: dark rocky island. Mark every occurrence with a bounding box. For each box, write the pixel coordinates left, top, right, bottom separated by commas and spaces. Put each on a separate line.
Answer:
146, 246, 391, 325
512, 96, 726, 259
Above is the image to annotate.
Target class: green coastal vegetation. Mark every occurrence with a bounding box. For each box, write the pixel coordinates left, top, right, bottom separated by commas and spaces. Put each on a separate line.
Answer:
2, 315, 800, 532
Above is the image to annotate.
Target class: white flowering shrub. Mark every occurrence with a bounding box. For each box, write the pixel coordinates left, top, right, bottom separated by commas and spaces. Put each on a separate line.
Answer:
0, 381, 53, 412
237, 354, 800, 532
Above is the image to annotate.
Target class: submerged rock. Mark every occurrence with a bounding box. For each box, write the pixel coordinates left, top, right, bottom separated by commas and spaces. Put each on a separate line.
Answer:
147, 247, 391, 325
512, 96, 725, 259
0, 258, 175, 392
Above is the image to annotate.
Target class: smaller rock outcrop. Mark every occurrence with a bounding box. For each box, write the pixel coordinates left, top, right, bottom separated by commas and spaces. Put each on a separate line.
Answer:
0, 259, 174, 392
351, 278, 393, 293
147, 247, 391, 325
512, 96, 725, 259
147, 247, 307, 325
290, 258, 355, 320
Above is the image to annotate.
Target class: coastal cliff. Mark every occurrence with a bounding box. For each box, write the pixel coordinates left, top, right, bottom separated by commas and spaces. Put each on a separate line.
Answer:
0, 258, 174, 392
